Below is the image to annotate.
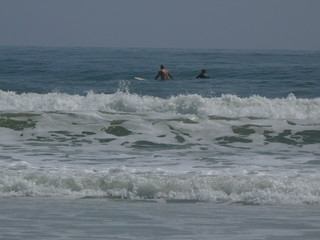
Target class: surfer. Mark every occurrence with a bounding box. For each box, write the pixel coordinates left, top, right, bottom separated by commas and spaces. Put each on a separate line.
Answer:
155, 65, 173, 80
196, 69, 210, 79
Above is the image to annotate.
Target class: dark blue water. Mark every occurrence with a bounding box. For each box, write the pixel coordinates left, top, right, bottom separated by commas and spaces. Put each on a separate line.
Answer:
1, 46, 320, 240
1, 46, 319, 98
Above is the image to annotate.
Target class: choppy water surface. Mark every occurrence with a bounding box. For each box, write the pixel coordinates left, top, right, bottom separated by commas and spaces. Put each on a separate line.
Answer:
0, 46, 320, 239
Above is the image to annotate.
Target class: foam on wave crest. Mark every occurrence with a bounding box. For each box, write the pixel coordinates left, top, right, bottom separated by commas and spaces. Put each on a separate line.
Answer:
1, 167, 320, 205
1, 90, 319, 119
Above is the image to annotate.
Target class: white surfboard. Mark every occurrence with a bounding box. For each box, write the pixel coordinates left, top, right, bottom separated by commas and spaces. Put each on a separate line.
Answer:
134, 77, 146, 81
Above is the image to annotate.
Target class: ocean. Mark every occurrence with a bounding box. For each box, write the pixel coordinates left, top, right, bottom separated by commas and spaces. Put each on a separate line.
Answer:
0, 46, 320, 239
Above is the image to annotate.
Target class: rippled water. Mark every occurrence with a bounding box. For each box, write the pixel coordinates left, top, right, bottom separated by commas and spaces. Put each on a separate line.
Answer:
1, 46, 320, 239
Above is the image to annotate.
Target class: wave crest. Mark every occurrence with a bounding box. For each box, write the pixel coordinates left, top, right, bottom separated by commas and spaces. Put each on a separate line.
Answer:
1, 90, 319, 119
1, 168, 320, 205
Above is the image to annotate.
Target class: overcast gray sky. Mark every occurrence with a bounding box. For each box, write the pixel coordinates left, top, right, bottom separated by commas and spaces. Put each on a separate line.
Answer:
1, 0, 320, 50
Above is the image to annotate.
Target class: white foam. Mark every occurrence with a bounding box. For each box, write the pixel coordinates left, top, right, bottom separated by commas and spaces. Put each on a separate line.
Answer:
1, 167, 319, 205
1, 90, 319, 120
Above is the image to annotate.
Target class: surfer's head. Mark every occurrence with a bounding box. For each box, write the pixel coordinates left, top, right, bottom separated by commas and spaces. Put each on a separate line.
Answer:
160, 65, 165, 69
201, 69, 206, 73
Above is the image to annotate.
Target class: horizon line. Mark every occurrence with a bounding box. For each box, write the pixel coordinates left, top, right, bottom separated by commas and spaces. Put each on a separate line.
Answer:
1, 44, 319, 52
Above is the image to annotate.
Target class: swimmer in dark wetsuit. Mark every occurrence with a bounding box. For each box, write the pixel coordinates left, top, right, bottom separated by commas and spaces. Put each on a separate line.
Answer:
196, 69, 210, 79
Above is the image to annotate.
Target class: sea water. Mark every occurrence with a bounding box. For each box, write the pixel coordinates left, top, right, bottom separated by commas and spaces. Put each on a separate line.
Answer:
0, 46, 320, 239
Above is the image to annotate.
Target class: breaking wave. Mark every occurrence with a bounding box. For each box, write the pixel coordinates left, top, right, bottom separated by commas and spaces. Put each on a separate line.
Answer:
1, 90, 319, 120
1, 167, 320, 205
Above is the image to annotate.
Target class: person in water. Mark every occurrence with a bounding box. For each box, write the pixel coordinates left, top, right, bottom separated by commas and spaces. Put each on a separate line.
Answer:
196, 69, 210, 79
155, 65, 173, 80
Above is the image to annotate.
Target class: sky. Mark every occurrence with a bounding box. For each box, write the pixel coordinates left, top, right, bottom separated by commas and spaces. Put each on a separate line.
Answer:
1, 0, 320, 50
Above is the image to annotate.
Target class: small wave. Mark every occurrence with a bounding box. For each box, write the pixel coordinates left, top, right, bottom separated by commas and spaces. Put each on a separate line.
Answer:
0, 90, 319, 120
0, 168, 319, 205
